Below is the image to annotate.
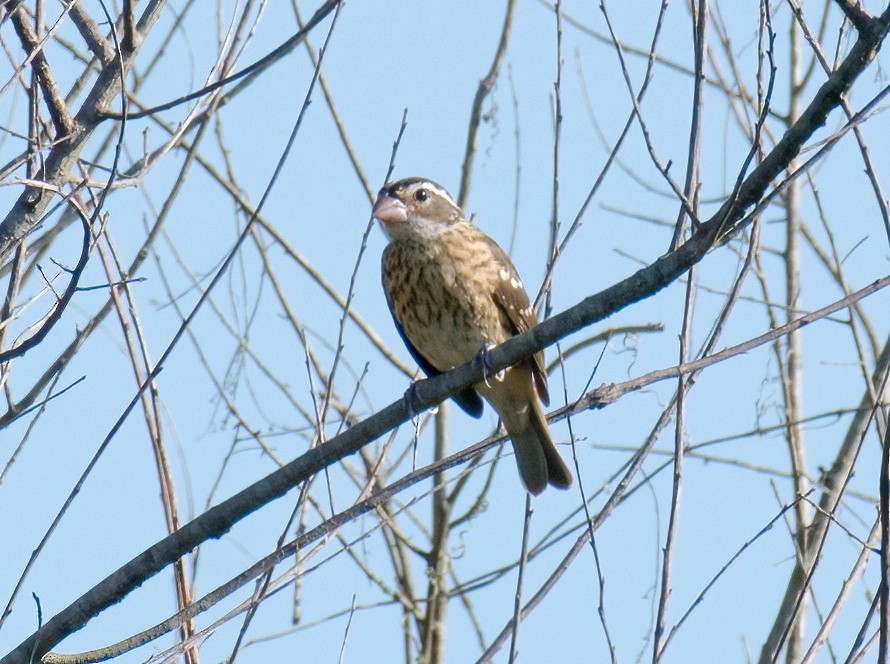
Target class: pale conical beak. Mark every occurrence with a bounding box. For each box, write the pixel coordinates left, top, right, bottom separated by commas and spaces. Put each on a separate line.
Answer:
372, 194, 408, 224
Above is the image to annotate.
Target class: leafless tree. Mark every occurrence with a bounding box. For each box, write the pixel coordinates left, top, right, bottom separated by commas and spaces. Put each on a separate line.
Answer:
1, 1, 889, 663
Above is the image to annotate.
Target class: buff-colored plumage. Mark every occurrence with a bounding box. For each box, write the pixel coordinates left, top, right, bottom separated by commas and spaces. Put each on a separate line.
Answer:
374, 177, 572, 494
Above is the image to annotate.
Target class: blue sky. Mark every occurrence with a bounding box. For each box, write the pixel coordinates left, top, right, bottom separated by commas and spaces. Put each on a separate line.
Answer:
2, 1, 889, 662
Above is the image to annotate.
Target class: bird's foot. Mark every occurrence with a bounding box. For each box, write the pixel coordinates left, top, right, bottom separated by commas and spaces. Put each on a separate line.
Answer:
474, 343, 505, 388
403, 381, 423, 418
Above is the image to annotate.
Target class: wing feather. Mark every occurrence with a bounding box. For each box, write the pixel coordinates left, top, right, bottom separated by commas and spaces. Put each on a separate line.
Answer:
484, 238, 550, 406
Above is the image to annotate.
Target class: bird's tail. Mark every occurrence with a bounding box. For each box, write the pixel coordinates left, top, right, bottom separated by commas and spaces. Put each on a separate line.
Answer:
504, 398, 573, 495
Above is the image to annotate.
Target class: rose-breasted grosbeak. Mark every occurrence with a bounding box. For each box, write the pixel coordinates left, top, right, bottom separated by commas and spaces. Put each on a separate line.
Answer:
373, 177, 573, 494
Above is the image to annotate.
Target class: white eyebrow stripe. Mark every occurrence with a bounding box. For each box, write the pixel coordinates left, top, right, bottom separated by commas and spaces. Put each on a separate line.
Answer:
421, 181, 456, 206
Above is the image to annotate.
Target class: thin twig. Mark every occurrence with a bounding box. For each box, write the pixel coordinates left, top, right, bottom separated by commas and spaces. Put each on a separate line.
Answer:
457, 0, 517, 209
0, 0, 341, 654
599, 0, 698, 224
317, 99, 406, 444
536, 0, 670, 308
880, 423, 890, 663
6, 13, 890, 653
653, 3, 706, 657
508, 496, 534, 663
660, 492, 812, 654
103, 0, 342, 121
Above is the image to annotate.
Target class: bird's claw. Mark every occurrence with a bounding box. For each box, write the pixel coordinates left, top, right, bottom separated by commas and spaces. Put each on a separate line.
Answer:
475, 343, 504, 389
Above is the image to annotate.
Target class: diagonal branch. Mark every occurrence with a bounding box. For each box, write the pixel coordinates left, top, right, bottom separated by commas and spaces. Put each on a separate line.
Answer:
8, 272, 890, 664
833, 0, 875, 33
9, 5, 74, 137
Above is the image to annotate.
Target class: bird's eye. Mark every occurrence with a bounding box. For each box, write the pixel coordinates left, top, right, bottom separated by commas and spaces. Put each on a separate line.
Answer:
414, 188, 429, 202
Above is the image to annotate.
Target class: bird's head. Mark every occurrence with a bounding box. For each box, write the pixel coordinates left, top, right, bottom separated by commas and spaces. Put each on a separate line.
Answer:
372, 177, 463, 239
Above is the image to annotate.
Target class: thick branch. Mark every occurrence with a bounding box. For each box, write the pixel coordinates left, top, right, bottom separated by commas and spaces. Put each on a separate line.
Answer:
833, 0, 875, 33
69, 2, 114, 64
0, 0, 166, 261
713, 6, 889, 239
10, 6, 73, 137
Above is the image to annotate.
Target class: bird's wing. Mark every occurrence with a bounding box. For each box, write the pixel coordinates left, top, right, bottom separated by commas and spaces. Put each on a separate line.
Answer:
389, 309, 485, 417
485, 238, 550, 406
382, 247, 485, 418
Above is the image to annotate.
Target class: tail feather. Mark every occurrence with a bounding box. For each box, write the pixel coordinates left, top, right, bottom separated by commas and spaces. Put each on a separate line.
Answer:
505, 399, 573, 495
528, 400, 573, 489
481, 364, 574, 494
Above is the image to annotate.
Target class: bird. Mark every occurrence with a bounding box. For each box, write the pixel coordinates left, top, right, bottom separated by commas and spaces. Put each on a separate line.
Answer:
373, 176, 573, 494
